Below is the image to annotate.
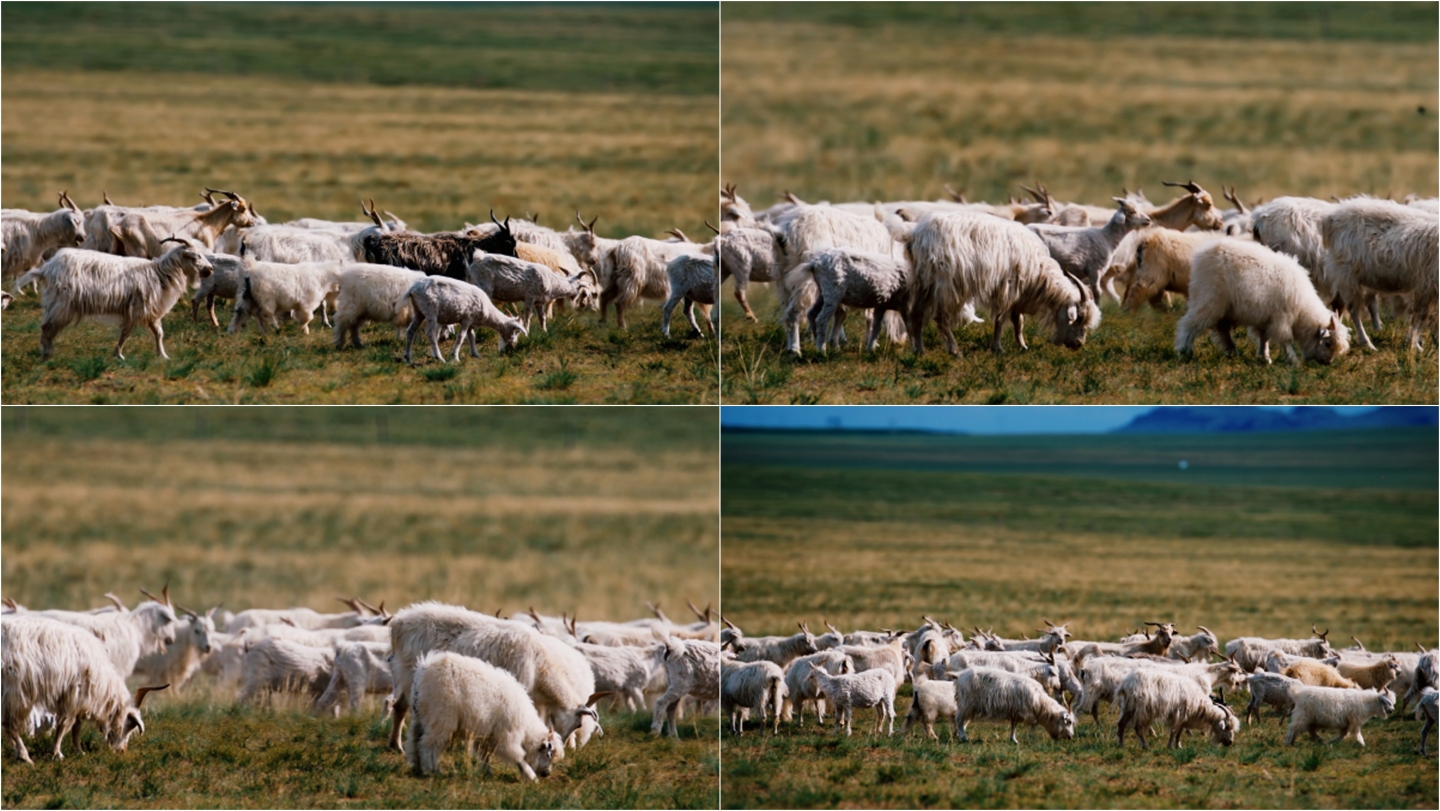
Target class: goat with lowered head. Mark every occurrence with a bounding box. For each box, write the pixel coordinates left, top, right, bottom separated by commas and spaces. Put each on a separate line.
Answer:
907, 211, 1100, 356
1320, 196, 1438, 351
1115, 668, 1238, 750
1177, 238, 1349, 366
402, 276, 527, 364
2, 614, 170, 764
466, 249, 597, 332
953, 665, 1076, 744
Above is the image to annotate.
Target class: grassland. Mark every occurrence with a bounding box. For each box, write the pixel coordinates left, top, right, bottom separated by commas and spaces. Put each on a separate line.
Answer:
1, 406, 719, 807
2, 3, 719, 403
718, 3, 1438, 404
720, 428, 1438, 808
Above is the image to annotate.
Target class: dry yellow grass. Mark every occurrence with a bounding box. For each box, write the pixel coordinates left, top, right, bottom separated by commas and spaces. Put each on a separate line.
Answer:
4, 70, 718, 234
3, 435, 718, 621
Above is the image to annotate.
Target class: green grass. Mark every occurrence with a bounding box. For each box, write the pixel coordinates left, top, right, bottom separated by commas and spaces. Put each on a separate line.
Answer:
2, 3, 720, 96
719, 3, 1437, 404
720, 428, 1438, 807
1, 692, 718, 809
726, 2, 1438, 43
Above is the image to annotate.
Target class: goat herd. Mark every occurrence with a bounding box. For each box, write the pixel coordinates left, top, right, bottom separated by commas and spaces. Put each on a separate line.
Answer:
3, 180, 1435, 379
719, 617, 1439, 755
1, 189, 721, 367
719, 182, 1437, 364
4, 590, 1437, 782
0, 588, 723, 779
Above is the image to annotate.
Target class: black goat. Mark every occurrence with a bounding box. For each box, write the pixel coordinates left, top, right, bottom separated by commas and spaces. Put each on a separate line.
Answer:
361, 211, 518, 279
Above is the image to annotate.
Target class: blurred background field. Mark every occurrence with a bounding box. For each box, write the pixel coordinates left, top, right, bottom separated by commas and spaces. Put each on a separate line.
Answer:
718, 1, 1438, 404
720, 423, 1437, 808
1, 3, 719, 403
1, 405, 719, 808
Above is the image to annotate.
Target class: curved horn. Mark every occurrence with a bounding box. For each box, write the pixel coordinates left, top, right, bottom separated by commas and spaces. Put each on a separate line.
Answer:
174, 603, 198, 618
134, 684, 170, 707
943, 183, 967, 203
704, 219, 720, 235
103, 592, 128, 612
139, 587, 161, 603
1062, 269, 1091, 303
666, 228, 689, 242
1162, 179, 1204, 196
103, 190, 114, 206
1222, 184, 1248, 214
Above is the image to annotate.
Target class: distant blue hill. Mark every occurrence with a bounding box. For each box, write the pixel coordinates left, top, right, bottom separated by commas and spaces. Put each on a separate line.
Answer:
1113, 406, 1436, 434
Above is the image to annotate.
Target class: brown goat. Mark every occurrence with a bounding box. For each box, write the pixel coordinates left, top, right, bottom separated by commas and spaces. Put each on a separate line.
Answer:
1283, 660, 1360, 689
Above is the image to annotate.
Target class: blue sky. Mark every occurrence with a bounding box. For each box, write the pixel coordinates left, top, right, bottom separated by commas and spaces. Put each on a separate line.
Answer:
719, 406, 1380, 435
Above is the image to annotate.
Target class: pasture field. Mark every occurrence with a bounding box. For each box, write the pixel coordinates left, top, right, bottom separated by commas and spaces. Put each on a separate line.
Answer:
1, 406, 719, 808
720, 427, 1438, 808
2, 2, 719, 404
718, 3, 1438, 404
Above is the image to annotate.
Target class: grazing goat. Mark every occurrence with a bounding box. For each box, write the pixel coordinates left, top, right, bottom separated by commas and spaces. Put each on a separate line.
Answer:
402, 276, 527, 364
1320, 197, 1438, 351
406, 651, 562, 781
332, 264, 427, 348
953, 666, 1075, 744
2, 615, 168, 764
721, 659, 786, 735
2, 191, 86, 285
907, 211, 1099, 356
1177, 238, 1348, 365
1115, 669, 1238, 750
17, 240, 213, 360
466, 249, 597, 332
1284, 686, 1393, 746
189, 254, 248, 326
807, 667, 897, 736
361, 212, 518, 278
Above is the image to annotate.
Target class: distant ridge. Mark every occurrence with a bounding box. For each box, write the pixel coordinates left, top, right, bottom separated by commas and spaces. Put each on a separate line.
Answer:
720, 425, 963, 437
1113, 406, 1436, 434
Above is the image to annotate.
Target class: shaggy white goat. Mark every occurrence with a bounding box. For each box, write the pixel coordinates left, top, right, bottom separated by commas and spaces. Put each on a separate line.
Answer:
402, 276, 527, 364
662, 252, 718, 338
312, 641, 393, 716
1114, 668, 1238, 750
722, 659, 787, 735
16, 240, 213, 359
651, 631, 721, 738
807, 667, 897, 736
953, 666, 1076, 744
332, 264, 427, 348
405, 651, 562, 781
1320, 197, 1438, 351
228, 259, 345, 335
1177, 238, 1348, 365
1284, 686, 1393, 746
2, 192, 86, 285
782, 649, 854, 727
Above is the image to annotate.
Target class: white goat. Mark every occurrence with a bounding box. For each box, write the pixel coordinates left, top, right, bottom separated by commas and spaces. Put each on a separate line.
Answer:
807, 667, 897, 736
228, 259, 344, 335
953, 666, 1076, 744
781, 649, 853, 727
236, 637, 336, 706
907, 211, 1099, 356
312, 641, 393, 716
332, 264, 427, 348
16, 240, 214, 360
466, 249, 596, 331
729, 622, 818, 669
1320, 197, 1438, 351
1114, 668, 1238, 750
651, 632, 721, 739
402, 276, 527, 364
37, 591, 179, 679
721, 659, 786, 735
2, 192, 86, 286
132, 606, 219, 691
902, 668, 959, 741
661, 252, 718, 338
1245, 672, 1303, 725
1284, 686, 1394, 746
1177, 238, 1349, 365
2, 615, 168, 764
784, 248, 911, 354
405, 651, 562, 781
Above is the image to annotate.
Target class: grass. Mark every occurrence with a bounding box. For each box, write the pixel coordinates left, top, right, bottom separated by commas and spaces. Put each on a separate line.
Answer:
2, 2, 718, 404
2, 3, 720, 96
718, 3, 1438, 404
720, 428, 1438, 808
1, 689, 718, 809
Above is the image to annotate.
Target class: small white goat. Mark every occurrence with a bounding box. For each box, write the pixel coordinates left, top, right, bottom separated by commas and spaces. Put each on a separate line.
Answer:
402, 276, 527, 364
807, 667, 897, 736
721, 659, 786, 735
1284, 686, 1393, 746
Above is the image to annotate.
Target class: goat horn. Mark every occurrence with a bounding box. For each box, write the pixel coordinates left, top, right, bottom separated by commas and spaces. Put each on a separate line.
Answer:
139, 587, 161, 602
1350, 636, 1365, 650
103, 190, 114, 206
174, 603, 197, 617
280, 616, 296, 626
666, 228, 689, 242
2, 597, 16, 610
943, 183, 966, 203
103, 593, 128, 612
134, 684, 170, 708
704, 219, 720, 234
356, 597, 382, 614
1062, 269, 1091, 303
382, 210, 403, 224
1417, 642, 1429, 653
